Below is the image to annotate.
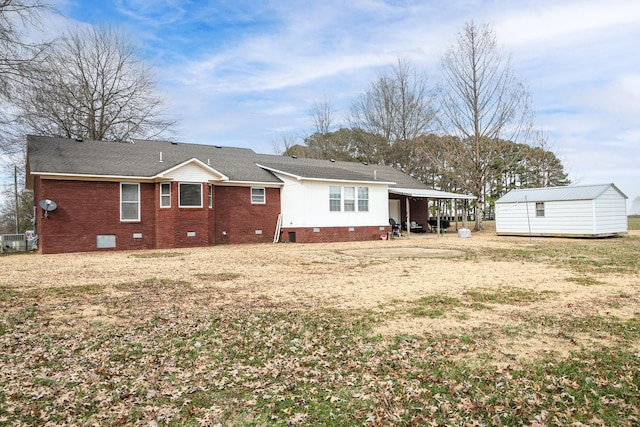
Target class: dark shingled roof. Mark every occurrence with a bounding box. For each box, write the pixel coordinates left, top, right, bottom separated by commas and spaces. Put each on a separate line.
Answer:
26, 135, 430, 189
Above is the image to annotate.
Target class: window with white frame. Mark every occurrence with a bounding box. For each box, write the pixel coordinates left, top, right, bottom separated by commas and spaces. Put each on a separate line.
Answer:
344, 186, 355, 211
358, 187, 369, 212
329, 186, 341, 211
160, 183, 171, 208
329, 185, 370, 212
251, 187, 265, 204
535, 202, 545, 217
121, 183, 140, 221
208, 184, 213, 208
179, 183, 202, 207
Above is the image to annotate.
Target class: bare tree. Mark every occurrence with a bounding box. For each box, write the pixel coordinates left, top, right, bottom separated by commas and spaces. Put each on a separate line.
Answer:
440, 22, 532, 230
350, 58, 437, 174
310, 95, 335, 135
272, 132, 300, 155
0, 0, 50, 99
13, 24, 174, 141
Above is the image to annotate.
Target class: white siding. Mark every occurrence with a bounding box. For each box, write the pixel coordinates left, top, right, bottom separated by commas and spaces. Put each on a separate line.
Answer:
593, 187, 628, 234
276, 173, 389, 228
164, 163, 220, 182
496, 186, 627, 236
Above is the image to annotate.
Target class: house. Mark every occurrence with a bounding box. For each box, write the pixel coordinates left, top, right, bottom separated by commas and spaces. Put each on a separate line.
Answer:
25, 136, 474, 254
495, 183, 628, 237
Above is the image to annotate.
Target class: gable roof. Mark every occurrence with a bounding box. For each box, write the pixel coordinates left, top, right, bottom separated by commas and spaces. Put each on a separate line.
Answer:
26, 136, 280, 184
26, 135, 431, 190
496, 183, 627, 204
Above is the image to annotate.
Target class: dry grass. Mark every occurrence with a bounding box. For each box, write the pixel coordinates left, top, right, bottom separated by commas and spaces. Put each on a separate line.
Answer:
1, 229, 639, 425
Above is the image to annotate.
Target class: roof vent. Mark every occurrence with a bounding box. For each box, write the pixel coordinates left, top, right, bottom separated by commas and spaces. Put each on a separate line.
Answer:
291, 155, 297, 159
170, 141, 178, 145
214, 145, 222, 149
363, 162, 368, 165
159, 152, 163, 163
207, 158, 211, 166
75, 138, 83, 142
330, 159, 335, 162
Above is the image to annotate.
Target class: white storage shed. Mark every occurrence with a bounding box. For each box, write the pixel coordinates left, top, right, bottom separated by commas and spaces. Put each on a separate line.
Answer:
495, 183, 628, 237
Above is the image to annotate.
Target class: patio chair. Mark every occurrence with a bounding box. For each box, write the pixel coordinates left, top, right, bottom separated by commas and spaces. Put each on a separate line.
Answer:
389, 218, 402, 237
408, 220, 427, 233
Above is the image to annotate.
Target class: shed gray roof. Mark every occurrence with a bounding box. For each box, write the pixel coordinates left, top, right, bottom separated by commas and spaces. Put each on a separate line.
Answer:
26, 135, 431, 189
496, 183, 627, 204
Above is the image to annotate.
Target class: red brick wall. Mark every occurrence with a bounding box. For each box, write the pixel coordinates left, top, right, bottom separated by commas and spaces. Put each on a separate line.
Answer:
214, 186, 281, 244
280, 225, 390, 243
33, 179, 283, 253
155, 182, 175, 248
35, 178, 157, 254
155, 182, 211, 248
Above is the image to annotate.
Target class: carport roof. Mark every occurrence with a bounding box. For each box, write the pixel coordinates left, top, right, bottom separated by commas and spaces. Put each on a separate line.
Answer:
390, 188, 476, 200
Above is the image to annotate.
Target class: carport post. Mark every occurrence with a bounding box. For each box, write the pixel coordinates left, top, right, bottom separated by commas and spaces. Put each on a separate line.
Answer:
436, 199, 441, 237
405, 197, 411, 237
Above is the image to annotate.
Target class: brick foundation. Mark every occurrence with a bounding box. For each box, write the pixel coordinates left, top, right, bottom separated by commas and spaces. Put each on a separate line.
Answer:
280, 225, 391, 243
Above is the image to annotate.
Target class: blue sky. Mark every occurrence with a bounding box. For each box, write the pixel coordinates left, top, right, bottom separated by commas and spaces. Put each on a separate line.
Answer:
47, 0, 640, 212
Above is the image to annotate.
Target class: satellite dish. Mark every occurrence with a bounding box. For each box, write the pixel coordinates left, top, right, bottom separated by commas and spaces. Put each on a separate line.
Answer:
39, 199, 57, 211
39, 199, 57, 218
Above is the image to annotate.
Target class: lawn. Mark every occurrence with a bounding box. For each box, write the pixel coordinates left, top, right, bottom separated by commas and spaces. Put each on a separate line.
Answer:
1, 230, 639, 426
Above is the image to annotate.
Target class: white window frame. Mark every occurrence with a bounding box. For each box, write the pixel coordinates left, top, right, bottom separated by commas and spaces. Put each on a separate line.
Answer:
160, 182, 171, 208
251, 187, 266, 204
120, 183, 140, 222
344, 186, 355, 212
329, 186, 341, 212
535, 202, 545, 217
179, 183, 203, 208
208, 184, 213, 208
358, 187, 369, 212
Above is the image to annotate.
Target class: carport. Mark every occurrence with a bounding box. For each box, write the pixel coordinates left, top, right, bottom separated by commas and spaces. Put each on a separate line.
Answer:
389, 188, 477, 236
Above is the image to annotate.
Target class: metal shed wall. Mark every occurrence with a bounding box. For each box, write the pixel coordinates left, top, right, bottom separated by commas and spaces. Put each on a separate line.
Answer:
495, 185, 627, 237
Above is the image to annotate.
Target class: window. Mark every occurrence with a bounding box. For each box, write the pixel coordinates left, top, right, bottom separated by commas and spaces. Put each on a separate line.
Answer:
329, 186, 341, 211
121, 183, 140, 221
160, 183, 171, 208
251, 187, 265, 204
179, 183, 202, 207
536, 202, 545, 217
208, 184, 213, 208
358, 187, 369, 212
344, 187, 355, 211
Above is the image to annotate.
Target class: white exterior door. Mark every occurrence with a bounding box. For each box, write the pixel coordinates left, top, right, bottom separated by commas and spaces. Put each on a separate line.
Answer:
389, 199, 401, 223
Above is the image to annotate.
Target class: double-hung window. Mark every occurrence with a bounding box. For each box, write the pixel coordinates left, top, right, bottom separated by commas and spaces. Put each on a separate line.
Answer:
358, 187, 369, 212
251, 187, 265, 204
160, 183, 171, 208
329, 186, 341, 211
208, 184, 213, 208
535, 202, 545, 217
329, 186, 370, 212
179, 183, 202, 208
344, 187, 355, 212
121, 183, 140, 221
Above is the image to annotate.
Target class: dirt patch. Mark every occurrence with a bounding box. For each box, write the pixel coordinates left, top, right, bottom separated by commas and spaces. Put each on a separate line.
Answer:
340, 247, 464, 258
